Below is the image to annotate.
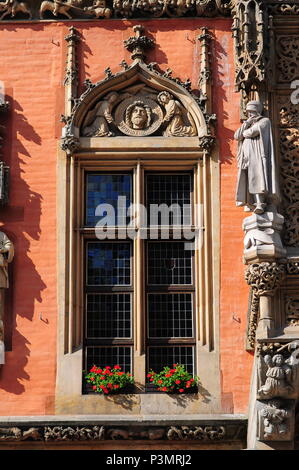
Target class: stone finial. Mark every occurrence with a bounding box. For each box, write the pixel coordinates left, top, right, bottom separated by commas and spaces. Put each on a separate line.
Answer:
123, 25, 154, 62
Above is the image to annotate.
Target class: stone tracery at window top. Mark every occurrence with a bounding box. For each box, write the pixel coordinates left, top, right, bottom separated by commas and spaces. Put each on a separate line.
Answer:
61, 25, 216, 153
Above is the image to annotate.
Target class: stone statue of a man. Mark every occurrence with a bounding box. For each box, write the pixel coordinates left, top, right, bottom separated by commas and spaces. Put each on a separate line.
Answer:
0, 231, 14, 365
235, 101, 280, 214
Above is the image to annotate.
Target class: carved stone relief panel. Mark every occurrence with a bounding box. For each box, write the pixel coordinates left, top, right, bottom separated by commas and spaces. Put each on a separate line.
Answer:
277, 95, 299, 247
257, 399, 295, 441
276, 36, 299, 84
80, 86, 197, 138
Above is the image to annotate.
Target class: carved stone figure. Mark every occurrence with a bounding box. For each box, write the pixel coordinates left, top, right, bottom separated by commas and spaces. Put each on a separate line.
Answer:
258, 354, 293, 398
84, 0, 112, 18
0, 231, 14, 364
114, 95, 163, 137
157, 91, 197, 137
259, 400, 290, 440
82, 92, 119, 137
0, 0, 32, 20
40, 0, 83, 19
125, 100, 151, 130
235, 100, 280, 214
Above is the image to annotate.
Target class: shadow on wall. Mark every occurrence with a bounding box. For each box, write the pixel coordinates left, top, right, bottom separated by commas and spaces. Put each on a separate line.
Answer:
213, 29, 236, 166
0, 96, 46, 394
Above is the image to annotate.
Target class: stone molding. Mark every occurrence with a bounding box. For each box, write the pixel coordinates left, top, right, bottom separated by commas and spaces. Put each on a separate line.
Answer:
0, 0, 234, 22
0, 420, 246, 442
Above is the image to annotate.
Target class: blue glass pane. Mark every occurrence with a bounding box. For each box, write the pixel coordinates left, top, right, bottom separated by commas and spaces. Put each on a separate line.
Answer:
87, 242, 131, 286
86, 174, 132, 226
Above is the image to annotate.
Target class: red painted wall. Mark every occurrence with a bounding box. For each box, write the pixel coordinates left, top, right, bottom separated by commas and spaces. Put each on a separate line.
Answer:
0, 18, 252, 415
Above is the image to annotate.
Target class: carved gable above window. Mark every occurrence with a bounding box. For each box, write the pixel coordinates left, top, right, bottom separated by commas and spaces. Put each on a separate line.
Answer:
61, 25, 214, 153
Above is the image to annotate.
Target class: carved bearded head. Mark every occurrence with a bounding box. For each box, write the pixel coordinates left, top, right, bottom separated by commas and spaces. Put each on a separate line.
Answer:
125, 101, 152, 130
246, 100, 263, 118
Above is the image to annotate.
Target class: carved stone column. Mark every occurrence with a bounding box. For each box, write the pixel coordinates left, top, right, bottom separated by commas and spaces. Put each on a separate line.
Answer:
245, 262, 286, 343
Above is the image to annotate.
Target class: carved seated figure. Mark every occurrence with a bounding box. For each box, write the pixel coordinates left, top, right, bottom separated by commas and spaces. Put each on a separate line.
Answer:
82, 92, 119, 137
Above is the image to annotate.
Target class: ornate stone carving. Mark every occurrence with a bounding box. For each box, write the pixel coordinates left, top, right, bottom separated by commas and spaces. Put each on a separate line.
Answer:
115, 97, 163, 136
257, 399, 294, 441
0, 0, 234, 20
123, 24, 154, 61
245, 262, 286, 348
166, 425, 226, 440
44, 425, 105, 441
157, 91, 197, 137
276, 36, 299, 84
84, 0, 112, 18
277, 96, 299, 247
0, 1, 32, 20
257, 340, 299, 400
286, 262, 299, 275
39, 0, 85, 19
232, 0, 269, 104
245, 262, 286, 297
0, 427, 41, 441
285, 296, 299, 327
235, 100, 280, 215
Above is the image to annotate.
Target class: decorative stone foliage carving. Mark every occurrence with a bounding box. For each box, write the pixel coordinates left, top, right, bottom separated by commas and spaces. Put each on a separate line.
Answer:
44, 425, 106, 441
286, 262, 299, 275
257, 399, 294, 441
245, 262, 286, 297
0, 0, 233, 21
166, 425, 225, 440
277, 96, 299, 247
0, 422, 247, 443
245, 262, 286, 349
276, 36, 299, 84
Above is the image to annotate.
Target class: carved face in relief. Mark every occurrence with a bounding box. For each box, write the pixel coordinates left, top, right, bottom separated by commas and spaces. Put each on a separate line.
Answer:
131, 105, 148, 129
125, 101, 152, 130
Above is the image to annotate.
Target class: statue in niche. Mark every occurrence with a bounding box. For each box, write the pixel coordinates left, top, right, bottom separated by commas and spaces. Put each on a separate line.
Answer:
84, 0, 112, 18
82, 92, 119, 137
258, 354, 293, 398
157, 91, 197, 137
0, 231, 14, 364
125, 101, 152, 130
260, 399, 290, 440
235, 100, 280, 214
0, 0, 32, 20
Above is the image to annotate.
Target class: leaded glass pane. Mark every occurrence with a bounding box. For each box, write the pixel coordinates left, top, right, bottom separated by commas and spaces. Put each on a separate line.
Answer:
148, 293, 193, 338
86, 346, 132, 373
148, 346, 194, 374
87, 242, 131, 286
147, 242, 192, 285
147, 174, 192, 225
86, 293, 132, 338
86, 174, 131, 226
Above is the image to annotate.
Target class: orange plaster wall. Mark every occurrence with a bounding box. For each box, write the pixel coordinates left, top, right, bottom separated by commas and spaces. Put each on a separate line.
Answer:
0, 18, 252, 415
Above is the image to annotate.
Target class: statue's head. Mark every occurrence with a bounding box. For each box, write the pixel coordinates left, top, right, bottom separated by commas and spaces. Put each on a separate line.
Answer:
272, 354, 284, 366
125, 101, 152, 130
246, 100, 263, 117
